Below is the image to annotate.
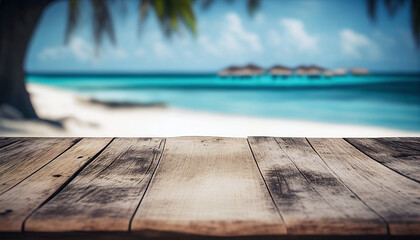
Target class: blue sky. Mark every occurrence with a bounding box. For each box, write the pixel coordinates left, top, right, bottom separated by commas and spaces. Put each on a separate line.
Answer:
26, 0, 420, 72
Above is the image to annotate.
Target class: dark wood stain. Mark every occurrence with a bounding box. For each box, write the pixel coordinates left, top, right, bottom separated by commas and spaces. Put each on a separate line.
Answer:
0, 138, 80, 194
309, 138, 420, 235
346, 138, 420, 182
0, 138, 25, 149
25, 138, 165, 232
0, 137, 418, 237
249, 137, 386, 235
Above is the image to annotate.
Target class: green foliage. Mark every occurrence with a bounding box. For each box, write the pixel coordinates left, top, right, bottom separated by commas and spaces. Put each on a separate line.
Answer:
64, 0, 418, 52
65, 0, 260, 53
148, 0, 197, 37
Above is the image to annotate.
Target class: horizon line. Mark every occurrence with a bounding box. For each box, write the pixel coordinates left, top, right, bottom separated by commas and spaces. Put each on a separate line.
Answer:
26, 70, 420, 76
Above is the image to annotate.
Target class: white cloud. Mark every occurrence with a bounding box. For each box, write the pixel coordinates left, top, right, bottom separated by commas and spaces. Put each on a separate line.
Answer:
198, 36, 222, 56
38, 36, 128, 62
267, 29, 282, 47
340, 29, 381, 59
153, 41, 173, 58
225, 13, 263, 52
198, 12, 263, 56
38, 47, 61, 60
280, 18, 319, 53
218, 32, 244, 53
38, 37, 91, 61
68, 37, 91, 60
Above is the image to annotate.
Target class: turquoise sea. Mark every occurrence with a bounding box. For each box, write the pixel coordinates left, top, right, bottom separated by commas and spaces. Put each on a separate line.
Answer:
27, 73, 420, 132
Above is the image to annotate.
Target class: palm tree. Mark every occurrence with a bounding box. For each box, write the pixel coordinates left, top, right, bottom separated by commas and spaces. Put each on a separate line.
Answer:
0, 0, 418, 119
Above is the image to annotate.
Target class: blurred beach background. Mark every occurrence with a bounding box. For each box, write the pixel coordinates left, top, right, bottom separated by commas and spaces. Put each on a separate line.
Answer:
0, 0, 419, 137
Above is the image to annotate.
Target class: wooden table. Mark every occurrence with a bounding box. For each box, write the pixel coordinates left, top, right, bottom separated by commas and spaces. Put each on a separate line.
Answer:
0, 137, 419, 239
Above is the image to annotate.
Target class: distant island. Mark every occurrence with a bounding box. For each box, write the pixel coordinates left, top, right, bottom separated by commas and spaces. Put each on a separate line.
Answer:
218, 64, 369, 78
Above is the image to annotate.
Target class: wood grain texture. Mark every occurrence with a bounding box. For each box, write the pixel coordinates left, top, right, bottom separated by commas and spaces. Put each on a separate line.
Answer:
0, 138, 112, 232
0, 138, 80, 194
308, 138, 420, 235
0, 137, 24, 149
248, 137, 386, 235
346, 138, 420, 182
131, 137, 286, 237
25, 138, 164, 232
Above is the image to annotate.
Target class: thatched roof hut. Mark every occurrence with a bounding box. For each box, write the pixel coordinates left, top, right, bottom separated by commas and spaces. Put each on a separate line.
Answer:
218, 66, 241, 77
295, 65, 326, 76
333, 68, 347, 76
219, 64, 264, 77
323, 71, 334, 77
239, 64, 265, 76
351, 68, 369, 76
269, 65, 292, 76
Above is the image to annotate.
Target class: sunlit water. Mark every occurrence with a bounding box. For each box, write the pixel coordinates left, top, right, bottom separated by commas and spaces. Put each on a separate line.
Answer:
27, 74, 420, 132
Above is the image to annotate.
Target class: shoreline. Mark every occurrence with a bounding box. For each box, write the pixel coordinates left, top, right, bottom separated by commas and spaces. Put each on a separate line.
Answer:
1, 83, 419, 137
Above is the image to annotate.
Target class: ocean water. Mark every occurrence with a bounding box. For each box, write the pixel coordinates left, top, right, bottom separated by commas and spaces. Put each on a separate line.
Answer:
27, 74, 420, 132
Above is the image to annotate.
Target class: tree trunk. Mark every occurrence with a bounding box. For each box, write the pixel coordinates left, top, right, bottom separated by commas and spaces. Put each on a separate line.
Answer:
0, 0, 52, 119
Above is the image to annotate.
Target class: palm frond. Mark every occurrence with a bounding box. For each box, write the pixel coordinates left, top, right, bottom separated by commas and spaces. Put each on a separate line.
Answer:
138, 0, 151, 33
367, 0, 419, 47
64, 0, 265, 52
90, 0, 116, 54
412, 0, 420, 46
366, 0, 377, 20
201, 0, 214, 10
151, 0, 196, 37
201, 0, 258, 16
384, 0, 405, 17
247, 0, 259, 16
64, 0, 80, 44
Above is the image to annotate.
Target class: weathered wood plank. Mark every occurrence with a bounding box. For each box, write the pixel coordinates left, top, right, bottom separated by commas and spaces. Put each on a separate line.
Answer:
248, 137, 386, 235
0, 138, 112, 232
308, 138, 420, 235
0, 138, 80, 194
0, 137, 24, 149
131, 137, 286, 237
346, 138, 420, 182
25, 138, 164, 232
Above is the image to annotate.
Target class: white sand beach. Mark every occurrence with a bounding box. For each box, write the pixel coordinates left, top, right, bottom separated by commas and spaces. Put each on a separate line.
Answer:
1, 83, 419, 137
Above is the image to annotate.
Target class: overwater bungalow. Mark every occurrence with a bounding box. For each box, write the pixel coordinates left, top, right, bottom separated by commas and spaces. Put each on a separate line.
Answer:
323, 70, 334, 77
219, 64, 264, 78
218, 66, 241, 77
295, 65, 326, 78
269, 65, 292, 78
237, 64, 265, 77
333, 68, 348, 76
351, 68, 369, 76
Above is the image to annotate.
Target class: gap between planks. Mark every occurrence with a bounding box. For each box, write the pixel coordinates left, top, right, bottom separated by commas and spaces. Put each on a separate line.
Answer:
128, 139, 167, 232
0, 138, 82, 196
22, 138, 116, 232
0, 138, 114, 232
248, 137, 386, 235
344, 138, 420, 183
0, 137, 419, 237
307, 138, 420, 235
130, 137, 287, 236
0, 138, 81, 195
25, 138, 166, 232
